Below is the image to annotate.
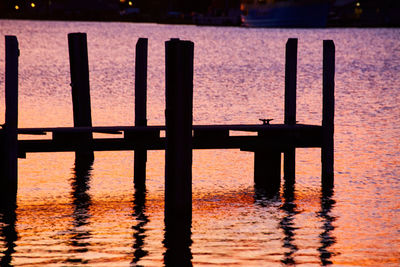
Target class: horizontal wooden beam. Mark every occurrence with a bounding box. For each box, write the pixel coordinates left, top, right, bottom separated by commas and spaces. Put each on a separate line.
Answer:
17, 124, 320, 134
17, 129, 322, 157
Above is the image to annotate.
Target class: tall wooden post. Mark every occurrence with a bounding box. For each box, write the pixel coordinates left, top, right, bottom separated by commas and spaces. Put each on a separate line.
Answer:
68, 33, 94, 160
134, 38, 148, 189
284, 38, 297, 185
1, 36, 19, 204
165, 39, 194, 229
322, 40, 335, 188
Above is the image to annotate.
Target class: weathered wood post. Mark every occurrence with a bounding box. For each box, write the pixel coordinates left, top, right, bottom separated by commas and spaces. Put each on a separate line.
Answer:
1, 36, 19, 204
322, 40, 335, 187
284, 38, 297, 184
254, 146, 281, 193
165, 38, 194, 230
134, 38, 148, 189
68, 33, 94, 160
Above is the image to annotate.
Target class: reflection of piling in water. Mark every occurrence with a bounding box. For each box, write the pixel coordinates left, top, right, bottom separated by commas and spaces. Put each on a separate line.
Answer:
254, 176, 336, 266
253, 180, 298, 265
280, 180, 299, 265
131, 187, 149, 265
67, 157, 93, 260
163, 221, 193, 267
0, 198, 18, 266
318, 187, 336, 265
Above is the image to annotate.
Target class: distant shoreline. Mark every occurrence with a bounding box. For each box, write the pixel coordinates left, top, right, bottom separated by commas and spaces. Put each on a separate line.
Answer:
1, 16, 399, 28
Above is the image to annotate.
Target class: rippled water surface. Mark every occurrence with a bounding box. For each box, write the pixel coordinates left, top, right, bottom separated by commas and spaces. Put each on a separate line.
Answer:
0, 20, 399, 266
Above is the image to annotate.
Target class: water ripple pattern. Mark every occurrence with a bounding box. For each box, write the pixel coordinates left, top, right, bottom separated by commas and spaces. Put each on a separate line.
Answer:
0, 20, 399, 266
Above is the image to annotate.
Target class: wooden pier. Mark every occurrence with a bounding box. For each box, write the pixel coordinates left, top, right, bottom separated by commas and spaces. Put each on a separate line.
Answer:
0, 34, 335, 222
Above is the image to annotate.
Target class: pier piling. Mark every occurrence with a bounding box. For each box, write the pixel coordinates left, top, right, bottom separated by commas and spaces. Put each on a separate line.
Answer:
254, 148, 281, 193
165, 39, 194, 228
0, 36, 19, 196
322, 40, 335, 187
284, 38, 297, 185
1, 36, 19, 203
68, 33, 94, 160
133, 38, 148, 189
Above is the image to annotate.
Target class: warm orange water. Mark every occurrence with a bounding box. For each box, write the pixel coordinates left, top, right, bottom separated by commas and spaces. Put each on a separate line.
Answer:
0, 20, 399, 266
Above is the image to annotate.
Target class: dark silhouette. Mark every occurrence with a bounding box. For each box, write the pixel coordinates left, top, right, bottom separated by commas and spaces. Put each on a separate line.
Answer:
163, 219, 193, 267
131, 187, 149, 266
164, 39, 194, 246
4, 34, 334, 213
0, 197, 18, 266
254, 179, 281, 202
133, 38, 148, 190
279, 180, 299, 265
0, 34, 337, 266
317, 187, 337, 265
68, 33, 94, 162
65, 156, 93, 264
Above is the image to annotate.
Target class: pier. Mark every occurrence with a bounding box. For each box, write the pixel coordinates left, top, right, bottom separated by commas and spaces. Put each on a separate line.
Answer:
0, 34, 335, 223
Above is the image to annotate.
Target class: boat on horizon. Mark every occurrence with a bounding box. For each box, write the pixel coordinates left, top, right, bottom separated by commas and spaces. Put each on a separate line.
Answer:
241, 0, 331, 28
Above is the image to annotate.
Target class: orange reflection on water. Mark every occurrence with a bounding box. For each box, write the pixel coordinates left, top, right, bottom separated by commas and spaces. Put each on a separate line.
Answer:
1, 21, 399, 265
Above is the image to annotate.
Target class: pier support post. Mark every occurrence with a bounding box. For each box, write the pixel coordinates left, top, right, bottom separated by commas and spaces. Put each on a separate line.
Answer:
322, 40, 335, 188
134, 38, 148, 189
254, 148, 281, 193
68, 33, 94, 160
1, 36, 19, 204
165, 39, 194, 229
284, 38, 297, 185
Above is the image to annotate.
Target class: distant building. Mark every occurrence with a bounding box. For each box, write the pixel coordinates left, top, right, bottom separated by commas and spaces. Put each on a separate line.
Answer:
329, 0, 400, 26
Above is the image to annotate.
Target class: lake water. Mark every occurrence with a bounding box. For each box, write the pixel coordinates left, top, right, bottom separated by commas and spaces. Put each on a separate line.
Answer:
0, 20, 399, 266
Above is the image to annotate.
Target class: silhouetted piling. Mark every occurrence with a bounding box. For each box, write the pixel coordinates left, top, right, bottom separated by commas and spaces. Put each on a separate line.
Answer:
284, 38, 297, 184
164, 38, 194, 227
1, 36, 19, 202
68, 33, 94, 160
254, 148, 281, 192
322, 40, 335, 187
163, 222, 193, 267
318, 186, 336, 265
134, 38, 148, 188
285, 38, 297, 125
132, 187, 149, 264
70, 156, 93, 252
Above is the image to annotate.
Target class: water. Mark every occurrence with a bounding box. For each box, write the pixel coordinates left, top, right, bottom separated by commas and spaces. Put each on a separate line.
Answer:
0, 20, 399, 266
